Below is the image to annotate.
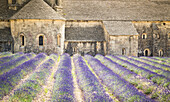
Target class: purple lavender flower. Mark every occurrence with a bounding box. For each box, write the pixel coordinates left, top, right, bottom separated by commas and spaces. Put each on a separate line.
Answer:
0, 53, 47, 99
0, 52, 12, 58
84, 54, 154, 102
0, 52, 24, 65
117, 56, 170, 79
0, 53, 35, 75
95, 54, 170, 101
10, 58, 56, 102
52, 54, 75, 102
107, 55, 170, 88
73, 54, 113, 102
132, 56, 170, 72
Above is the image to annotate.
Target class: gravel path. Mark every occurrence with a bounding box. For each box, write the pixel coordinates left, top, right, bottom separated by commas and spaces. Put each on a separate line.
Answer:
33, 58, 59, 102
71, 57, 85, 102
2, 57, 48, 102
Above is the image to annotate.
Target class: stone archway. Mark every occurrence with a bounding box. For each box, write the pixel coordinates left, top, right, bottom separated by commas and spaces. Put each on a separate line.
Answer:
144, 49, 150, 56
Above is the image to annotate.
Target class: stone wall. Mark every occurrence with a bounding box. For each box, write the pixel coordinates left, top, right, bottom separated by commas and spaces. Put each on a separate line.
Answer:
0, 20, 10, 29
10, 19, 65, 55
133, 21, 170, 57
64, 41, 105, 56
108, 35, 138, 56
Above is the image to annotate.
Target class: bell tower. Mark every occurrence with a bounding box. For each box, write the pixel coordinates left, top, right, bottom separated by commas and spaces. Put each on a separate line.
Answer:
8, 0, 29, 10
45, 0, 63, 14
45, 0, 62, 7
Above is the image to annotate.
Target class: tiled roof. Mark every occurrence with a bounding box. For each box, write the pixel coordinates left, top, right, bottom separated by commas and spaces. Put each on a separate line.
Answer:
11, 0, 65, 20
103, 21, 138, 35
0, 0, 16, 19
65, 21, 105, 41
62, 0, 170, 21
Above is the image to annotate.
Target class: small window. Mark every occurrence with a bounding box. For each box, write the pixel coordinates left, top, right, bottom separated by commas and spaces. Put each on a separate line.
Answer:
122, 48, 126, 55
168, 33, 170, 39
57, 34, 61, 47
39, 36, 43, 46
20, 35, 25, 46
159, 49, 163, 57
12, 0, 16, 4
142, 33, 147, 39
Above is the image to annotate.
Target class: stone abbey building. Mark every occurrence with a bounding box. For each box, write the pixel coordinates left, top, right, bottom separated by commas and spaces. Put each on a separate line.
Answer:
0, 0, 170, 57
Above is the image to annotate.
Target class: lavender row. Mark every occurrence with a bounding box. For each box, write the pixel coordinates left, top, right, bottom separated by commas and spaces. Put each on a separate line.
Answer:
0, 53, 36, 75
51, 54, 75, 102
0, 52, 24, 65
153, 57, 170, 63
131, 56, 170, 72
73, 54, 113, 102
49, 53, 59, 61
140, 57, 170, 66
107, 55, 170, 89
0, 52, 12, 58
84, 55, 153, 102
9, 58, 56, 102
117, 56, 170, 79
0, 53, 47, 100
95, 54, 170, 101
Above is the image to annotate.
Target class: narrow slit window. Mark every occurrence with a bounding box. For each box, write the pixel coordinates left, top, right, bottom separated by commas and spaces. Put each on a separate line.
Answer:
56, 0, 58, 6
57, 34, 61, 47
39, 36, 43, 46
159, 50, 163, 57
122, 48, 126, 55
20, 35, 24, 46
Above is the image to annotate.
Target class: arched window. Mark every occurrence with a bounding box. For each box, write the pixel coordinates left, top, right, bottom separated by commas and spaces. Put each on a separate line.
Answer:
57, 34, 61, 47
12, 0, 16, 4
39, 36, 43, 46
144, 49, 150, 56
142, 33, 147, 39
159, 49, 163, 57
20, 35, 25, 46
122, 48, 126, 55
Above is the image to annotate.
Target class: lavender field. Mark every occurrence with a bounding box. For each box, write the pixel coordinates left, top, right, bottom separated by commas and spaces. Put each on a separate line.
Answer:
0, 52, 169, 102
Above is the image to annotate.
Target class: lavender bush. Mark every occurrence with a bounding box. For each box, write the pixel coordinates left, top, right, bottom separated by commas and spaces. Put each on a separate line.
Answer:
49, 53, 58, 61
0, 52, 24, 65
51, 54, 75, 102
96, 54, 170, 101
9, 58, 56, 102
0, 53, 36, 75
0, 52, 12, 58
117, 56, 170, 79
140, 57, 170, 66
132, 56, 170, 72
73, 54, 113, 102
0, 53, 47, 99
107, 55, 170, 89
84, 54, 153, 102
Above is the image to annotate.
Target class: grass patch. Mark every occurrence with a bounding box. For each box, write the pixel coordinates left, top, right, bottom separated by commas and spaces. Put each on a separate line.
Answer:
144, 88, 153, 95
